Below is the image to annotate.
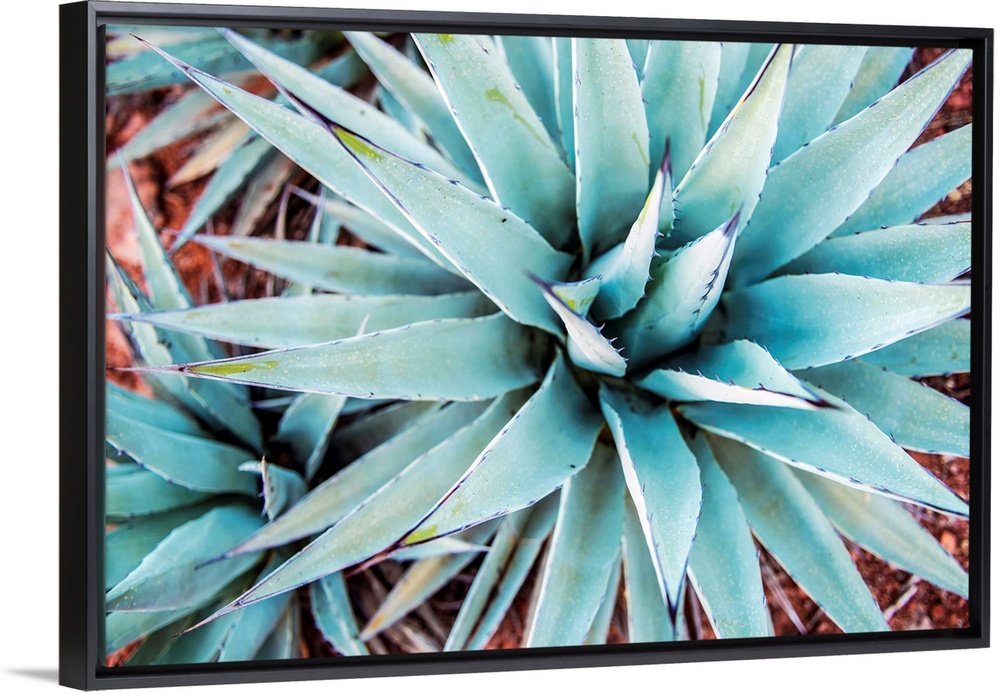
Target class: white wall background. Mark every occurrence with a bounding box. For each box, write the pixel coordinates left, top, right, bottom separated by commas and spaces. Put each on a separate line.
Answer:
2, 1, 995, 692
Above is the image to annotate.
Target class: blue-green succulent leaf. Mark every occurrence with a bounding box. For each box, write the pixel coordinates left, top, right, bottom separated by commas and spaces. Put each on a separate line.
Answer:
584, 549, 623, 645
275, 393, 347, 481
672, 44, 792, 244
548, 276, 602, 317
275, 393, 347, 480
310, 45, 371, 89
328, 400, 443, 464
237, 460, 307, 521
534, 278, 627, 377
311, 573, 368, 656
139, 39, 457, 272
378, 84, 428, 139
742, 44, 778, 95
860, 319, 970, 376
195, 402, 522, 632
686, 433, 770, 638
119, 291, 491, 349
621, 494, 674, 643
106, 504, 212, 590
717, 274, 971, 369
833, 46, 914, 124
777, 222, 971, 283
161, 313, 546, 401
642, 41, 721, 178
521, 525, 551, 633
798, 359, 969, 456
120, 157, 195, 312
599, 384, 701, 613
794, 471, 968, 598
149, 558, 290, 664
707, 43, 752, 138
106, 466, 212, 520
350, 33, 480, 167
223, 401, 487, 559
330, 124, 574, 334
106, 253, 204, 401
833, 125, 972, 236
293, 186, 424, 259
586, 156, 672, 320
108, 32, 323, 95
222, 29, 474, 187
208, 394, 523, 617
626, 39, 650, 73
106, 443, 134, 465
207, 582, 291, 663
405, 353, 604, 545
638, 339, 829, 410
106, 383, 203, 436
921, 213, 973, 225
464, 494, 559, 650
116, 177, 262, 449
107, 608, 198, 654
361, 522, 499, 640
496, 35, 561, 147
107, 251, 173, 363
524, 441, 625, 647
680, 399, 968, 516
106, 505, 265, 612
415, 33, 576, 248
346, 32, 483, 183
106, 411, 257, 496
614, 211, 739, 368
157, 333, 262, 451
554, 37, 575, 168
732, 49, 972, 286
573, 37, 651, 259
773, 45, 867, 162
193, 235, 470, 296
110, 254, 250, 440
253, 597, 300, 660
710, 436, 890, 633
388, 536, 489, 562
125, 610, 204, 666
176, 137, 274, 245
443, 507, 534, 651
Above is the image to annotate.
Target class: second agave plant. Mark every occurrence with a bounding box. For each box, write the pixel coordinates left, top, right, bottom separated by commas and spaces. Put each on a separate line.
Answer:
104, 24, 974, 663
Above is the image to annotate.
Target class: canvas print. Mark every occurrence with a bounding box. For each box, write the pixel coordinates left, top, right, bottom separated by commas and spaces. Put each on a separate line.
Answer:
103, 24, 973, 666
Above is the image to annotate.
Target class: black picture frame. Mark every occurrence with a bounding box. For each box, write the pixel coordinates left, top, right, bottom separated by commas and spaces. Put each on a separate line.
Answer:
60, 1, 992, 690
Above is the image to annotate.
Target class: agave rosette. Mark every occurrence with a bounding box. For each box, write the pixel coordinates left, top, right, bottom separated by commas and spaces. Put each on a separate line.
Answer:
106, 27, 972, 660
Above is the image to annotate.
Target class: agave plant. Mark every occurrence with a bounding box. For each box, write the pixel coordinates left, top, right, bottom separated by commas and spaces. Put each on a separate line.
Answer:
105, 25, 973, 663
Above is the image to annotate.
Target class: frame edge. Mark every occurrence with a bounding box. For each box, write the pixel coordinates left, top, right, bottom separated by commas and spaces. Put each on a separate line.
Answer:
70, 3, 993, 689
60, 1, 100, 690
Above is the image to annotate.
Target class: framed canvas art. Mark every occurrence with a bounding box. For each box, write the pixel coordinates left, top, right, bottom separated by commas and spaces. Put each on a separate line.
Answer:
59, 0, 991, 689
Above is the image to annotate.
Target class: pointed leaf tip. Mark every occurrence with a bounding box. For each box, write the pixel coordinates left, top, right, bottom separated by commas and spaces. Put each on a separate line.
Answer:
533, 276, 627, 377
